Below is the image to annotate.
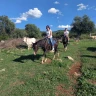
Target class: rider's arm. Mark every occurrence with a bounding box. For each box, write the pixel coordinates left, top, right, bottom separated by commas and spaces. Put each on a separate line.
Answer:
50, 30, 52, 37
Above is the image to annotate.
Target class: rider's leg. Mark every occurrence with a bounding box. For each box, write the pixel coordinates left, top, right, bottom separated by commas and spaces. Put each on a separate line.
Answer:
50, 38, 54, 51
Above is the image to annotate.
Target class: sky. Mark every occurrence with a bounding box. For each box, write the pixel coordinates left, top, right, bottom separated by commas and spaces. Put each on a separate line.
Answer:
0, 0, 96, 31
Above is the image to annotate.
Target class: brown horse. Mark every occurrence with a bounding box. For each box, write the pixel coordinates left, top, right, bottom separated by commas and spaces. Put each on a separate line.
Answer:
62, 35, 68, 51
32, 38, 60, 64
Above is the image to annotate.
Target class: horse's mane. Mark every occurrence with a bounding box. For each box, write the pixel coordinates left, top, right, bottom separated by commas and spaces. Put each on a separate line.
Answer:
36, 38, 46, 43
33, 38, 47, 47
33, 37, 59, 47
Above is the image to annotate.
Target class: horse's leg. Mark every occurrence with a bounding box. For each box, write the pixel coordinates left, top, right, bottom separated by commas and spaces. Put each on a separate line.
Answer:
63, 43, 66, 51
64, 44, 66, 51
42, 49, 47, 64
53, 45, 62, 62
42, 52, 46, 64
53, 46, 56, 60
58, 52, 59, 57
53, 50, 56, 60
53, 55, 55, 60
53, 45, 57, 60
42, 56, 45, 64
64, 44, 67, 51
65, 46, 67, 51
28, 45, 30, 50
44, 58, 47, 62
44, 51, 47, 63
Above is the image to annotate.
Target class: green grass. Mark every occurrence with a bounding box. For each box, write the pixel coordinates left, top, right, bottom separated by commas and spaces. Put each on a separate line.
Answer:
76, 39, 96, 96
0, 39, 96, 96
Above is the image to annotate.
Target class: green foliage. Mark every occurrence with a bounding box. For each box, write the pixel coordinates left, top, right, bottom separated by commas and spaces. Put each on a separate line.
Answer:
54, 30, 64, 38
41, 31, 46, 37
0, 32, 9, 40
77, 77, 96, 96
0, 42, 79, 96
41, 30, 64, 39
80, 34, 90, 39
82, 67, 96, 79
0, 15, 15, 36
82, 15, 95, 33
12, 28, 27, 38
25, 24, 41, 38
76, 39, 96, 96
71, 15, 95, 37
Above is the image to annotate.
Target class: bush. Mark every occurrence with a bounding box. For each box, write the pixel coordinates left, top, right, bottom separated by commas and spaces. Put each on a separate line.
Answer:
0, 33, 9, 41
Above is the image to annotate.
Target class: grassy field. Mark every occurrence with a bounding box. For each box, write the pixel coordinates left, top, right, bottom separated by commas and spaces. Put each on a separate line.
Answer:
76, 39, 96, 96
0, 39, 96, 96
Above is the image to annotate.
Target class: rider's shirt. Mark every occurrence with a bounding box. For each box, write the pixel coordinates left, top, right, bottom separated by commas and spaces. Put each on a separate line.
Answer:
64, 31, 69, 37
46, 29, 52, 38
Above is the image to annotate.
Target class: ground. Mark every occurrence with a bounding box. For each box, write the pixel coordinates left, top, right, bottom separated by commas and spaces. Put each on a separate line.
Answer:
0, 38, 96, 96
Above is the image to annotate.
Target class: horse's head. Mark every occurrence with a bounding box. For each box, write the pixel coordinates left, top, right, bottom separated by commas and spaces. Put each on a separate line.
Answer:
32, 38, 48, 55
32, 42, 38, 55
23, 37, 27, 43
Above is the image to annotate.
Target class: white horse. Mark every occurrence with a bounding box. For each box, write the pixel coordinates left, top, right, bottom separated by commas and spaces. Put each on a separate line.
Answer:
23, 37, 36, 50
90, 33, 96, 39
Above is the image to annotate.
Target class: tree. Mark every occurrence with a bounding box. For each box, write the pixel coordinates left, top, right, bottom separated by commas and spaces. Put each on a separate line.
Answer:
25, 24, 41, 38
82, 15, 95, 33
71, 15, 95, 38
41, 31, 46, 37
12, 28, 27, 38
55, 30, 64, 38
0, 15, 15, 36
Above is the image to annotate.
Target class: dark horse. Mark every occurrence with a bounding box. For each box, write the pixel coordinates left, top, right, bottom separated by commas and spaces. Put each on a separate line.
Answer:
62, 35, 68, 51
32, 38, 60, 64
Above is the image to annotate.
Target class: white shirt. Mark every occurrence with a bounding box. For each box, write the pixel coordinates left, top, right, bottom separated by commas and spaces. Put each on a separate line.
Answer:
46, 29, 52, 38
64, 31, 69, 36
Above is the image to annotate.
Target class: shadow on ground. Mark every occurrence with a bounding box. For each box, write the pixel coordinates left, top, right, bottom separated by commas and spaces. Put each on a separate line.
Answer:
16, 44, 28, 49
81, 55, 96, 58
13, 54, 42, 63
87, 47, 96, 52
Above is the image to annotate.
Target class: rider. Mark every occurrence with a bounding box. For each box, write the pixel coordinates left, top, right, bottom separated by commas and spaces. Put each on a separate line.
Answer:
64, 28, 69, 43
46, 25, 54, 52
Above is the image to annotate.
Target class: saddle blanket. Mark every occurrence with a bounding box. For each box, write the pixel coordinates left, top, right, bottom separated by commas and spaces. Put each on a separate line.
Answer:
47, 38, 56, 45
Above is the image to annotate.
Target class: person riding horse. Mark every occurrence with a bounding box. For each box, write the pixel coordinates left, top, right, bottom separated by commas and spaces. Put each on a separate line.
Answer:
64, 28, 69, 42
32, 25, 60, 64
62, 28, 69, 51
46, 25, 54, 52
32, 36, 59, 64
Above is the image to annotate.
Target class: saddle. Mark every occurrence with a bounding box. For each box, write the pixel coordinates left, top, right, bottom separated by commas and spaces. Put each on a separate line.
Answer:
46, 38, 56, 45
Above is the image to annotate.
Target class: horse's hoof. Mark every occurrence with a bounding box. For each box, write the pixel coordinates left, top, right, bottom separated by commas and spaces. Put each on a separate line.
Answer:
42, 62, 44, 64
50, 50, 54, 53
42, 60, 44, 64
44, 58, 47, 62
64, 48, 67, 51
53, 57, 55, 60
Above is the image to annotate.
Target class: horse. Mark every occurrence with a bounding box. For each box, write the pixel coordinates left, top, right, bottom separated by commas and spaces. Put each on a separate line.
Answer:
23, 37, 36, 50
62, 35, 68, 51
32, 38, 60, 64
